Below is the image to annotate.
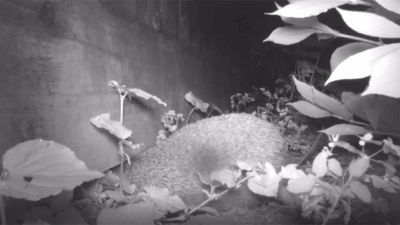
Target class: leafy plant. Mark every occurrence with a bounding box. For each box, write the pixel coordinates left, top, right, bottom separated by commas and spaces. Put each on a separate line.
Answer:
262, 0, 400, 223
184, 91, 223, 124
156, 110, 184, 143
91, 80, 167, 173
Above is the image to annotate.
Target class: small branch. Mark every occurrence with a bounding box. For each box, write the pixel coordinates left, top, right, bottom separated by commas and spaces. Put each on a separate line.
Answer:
186, 107, 197, 125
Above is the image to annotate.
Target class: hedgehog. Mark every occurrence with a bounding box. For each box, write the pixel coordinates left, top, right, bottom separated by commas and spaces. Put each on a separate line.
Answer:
129, 113, 287, 210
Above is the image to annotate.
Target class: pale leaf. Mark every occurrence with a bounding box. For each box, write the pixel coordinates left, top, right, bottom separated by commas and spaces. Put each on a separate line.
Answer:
349, 156, 370, 178
247, 162, 281, 197
90, 113, 132, 140
287, 174, 316, 194
184, 92, 209, 113
279, 164, 306, 179
210, 169, 237, 188
264, 26, 315, 45
328, 158, 343, 177
287, 101, 332, 118
320, 124, 373, 136
350, 181, 371, 203
312, 149, 331, 178
0, 139, 103, 201
326, 43, 400, 85
330, 42, 375, 71
337, 8, 400, 38
266, 0, 348, 18
376, 0, 400, 15
144, 186, 187, 213
293, 77, 352, 120
128, 88, 167, 107
363, 47, 400, 98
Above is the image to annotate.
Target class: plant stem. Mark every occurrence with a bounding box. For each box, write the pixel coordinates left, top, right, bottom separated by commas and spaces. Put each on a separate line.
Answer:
322, 178, 352, 225
0, 196, 6, 225
335, 32, 380, 45
186, 107, 197, 125
119, 93, 127, 175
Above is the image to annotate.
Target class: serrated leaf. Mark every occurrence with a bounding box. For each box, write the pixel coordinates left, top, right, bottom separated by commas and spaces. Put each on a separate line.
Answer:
184, 92, 209, 113
328, 158, 343, 177
287, 174, 316, 194
210, 169, 237, 188
349, 156, 370, 178
98, 202, 157, 225
363, 47, 400, 98
288, 101, 332, 118
330, 42, 375, 71
337, 8, 400, 38
0, 139, 103, 201
293, 77, 352, 120
128, 88, 167, 107
247, 162, 281, 197
350, 181, 371, 203
376, 0, 400, 15
312, 149, 331, 177
326, 44, 400, 85
90, 113, 132, 140
342, 92, 400, 134
264, 26, 316, 45
320, 124, 373, 136
370, 175, 396, 193
266, 0, 348, 18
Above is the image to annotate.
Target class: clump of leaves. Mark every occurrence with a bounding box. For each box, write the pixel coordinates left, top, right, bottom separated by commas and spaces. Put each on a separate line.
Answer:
263, 0, 400, 224
156, 110, 184, 143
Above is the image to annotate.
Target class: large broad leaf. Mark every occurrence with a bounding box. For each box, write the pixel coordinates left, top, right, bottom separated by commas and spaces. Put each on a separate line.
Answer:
330, 42, 375, 71
349, 155, 370, 178
320, 124, 373, 135
376, 0, 400, 15
90, 113, 132, 140
326, 43, 400, 85
312, 150, 331, 178
0, 139, 103, 201
342, 92, 400, 134
264, 26, 316, 45
337, 8, 400, 38
293, 77, 352, 120
266, 0, 348, 18
287, 101, 332, 118
363, 48, 400, 98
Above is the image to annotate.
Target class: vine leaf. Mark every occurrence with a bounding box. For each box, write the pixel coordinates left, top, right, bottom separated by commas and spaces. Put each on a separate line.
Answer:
337, 8, 400, 38
127, 88, 167, 107
184, 92, 209, 113
90, 113, 132, 140
0, 139, 103, 201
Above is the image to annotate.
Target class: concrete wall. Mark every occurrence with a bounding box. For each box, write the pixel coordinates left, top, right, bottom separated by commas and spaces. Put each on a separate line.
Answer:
0, 0, 251, 171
